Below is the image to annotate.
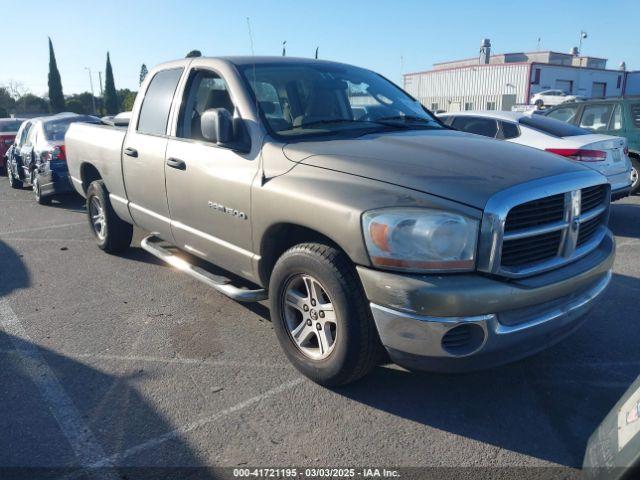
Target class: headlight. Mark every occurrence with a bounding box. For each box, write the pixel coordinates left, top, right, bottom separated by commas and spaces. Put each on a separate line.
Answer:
362, 208, 479, 272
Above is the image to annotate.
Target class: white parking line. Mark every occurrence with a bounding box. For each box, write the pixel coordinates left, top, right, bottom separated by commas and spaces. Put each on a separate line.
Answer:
90, 377, 304, 467
0, 349, 290, 369
0, 221, 86, 236
0, 299, 116, 477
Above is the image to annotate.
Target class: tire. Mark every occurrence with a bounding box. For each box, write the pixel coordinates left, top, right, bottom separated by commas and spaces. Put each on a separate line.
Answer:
7, 164, 22, 189
33, 174, 52, 205
86, 180, 133, 253
269, 242, 382, 386
534, 99, 544, 109
630, 157, 640, 196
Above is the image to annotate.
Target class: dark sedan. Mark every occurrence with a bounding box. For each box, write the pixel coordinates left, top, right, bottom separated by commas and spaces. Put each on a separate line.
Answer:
6, 113, 99, 204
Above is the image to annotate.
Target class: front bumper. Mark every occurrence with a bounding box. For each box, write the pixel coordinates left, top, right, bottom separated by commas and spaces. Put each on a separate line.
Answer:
358, 231, 615, 372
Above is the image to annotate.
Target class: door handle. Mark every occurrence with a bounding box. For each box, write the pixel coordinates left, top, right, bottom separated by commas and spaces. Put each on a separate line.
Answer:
124, 147, 138, 157
166, 157, 186, 170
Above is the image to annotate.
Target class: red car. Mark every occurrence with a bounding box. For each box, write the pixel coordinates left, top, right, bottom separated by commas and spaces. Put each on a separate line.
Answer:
0, 118, 25, 175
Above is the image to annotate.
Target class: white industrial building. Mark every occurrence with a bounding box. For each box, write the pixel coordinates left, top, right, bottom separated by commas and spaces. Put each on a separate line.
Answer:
403, 39, 640, 112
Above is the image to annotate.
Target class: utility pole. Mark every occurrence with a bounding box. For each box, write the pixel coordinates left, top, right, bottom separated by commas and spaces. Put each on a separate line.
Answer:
98, 71, 104, 115
85, 67, 97, 115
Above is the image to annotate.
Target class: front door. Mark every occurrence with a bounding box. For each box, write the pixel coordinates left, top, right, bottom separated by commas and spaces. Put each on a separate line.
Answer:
164, 68, 259, 279
122, 67, 184, 240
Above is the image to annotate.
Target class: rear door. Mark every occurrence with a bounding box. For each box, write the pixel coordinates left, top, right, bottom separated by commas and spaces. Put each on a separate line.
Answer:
122, 67, 184, 240
164, 66, 258, 276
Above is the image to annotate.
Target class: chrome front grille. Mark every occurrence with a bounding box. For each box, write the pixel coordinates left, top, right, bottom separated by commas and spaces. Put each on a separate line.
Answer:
478, 172, 611, 278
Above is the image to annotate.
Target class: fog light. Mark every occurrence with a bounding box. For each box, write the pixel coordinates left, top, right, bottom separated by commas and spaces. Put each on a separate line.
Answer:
441, 323, 485, 356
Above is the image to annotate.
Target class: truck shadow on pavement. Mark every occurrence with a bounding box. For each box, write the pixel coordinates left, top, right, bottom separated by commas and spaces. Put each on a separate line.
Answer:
338, 272, 640, 468
0, 240, 205, 476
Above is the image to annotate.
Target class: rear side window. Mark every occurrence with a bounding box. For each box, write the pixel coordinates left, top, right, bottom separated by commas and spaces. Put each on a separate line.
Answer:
451, 116, 498, 138
500, 121, 520, 139
519, 115, 588, 137
546, 105, 578, 123
630, 103, 640, 128
137, 68, 184, 136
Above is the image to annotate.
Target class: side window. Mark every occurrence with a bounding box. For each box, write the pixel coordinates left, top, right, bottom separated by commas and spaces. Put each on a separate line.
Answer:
177, 70, 235, 141
452, 117, 498, 138
17, 124, 31, 146
579, 104, 614, 131
610, 104, 623, 130
25, 124, 37, 146
137, 68, 184, 136
500, 122, 520, 139
547, 106, 578, 123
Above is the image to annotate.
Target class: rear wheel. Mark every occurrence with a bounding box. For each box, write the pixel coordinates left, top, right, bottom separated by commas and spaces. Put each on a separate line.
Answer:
630, 157, 640, 195
33, 174, 52, 205
269, 242, 382, 386
7, 164, 22, 189
86, 180, 133, 253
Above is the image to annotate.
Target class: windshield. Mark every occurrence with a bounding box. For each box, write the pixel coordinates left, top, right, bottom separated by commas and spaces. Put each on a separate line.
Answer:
240, 62, 443, 138
519, 115, 589, 138
0, 120, 23, 133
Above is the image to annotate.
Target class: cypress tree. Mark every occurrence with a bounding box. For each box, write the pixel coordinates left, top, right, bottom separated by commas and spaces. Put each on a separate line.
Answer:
139, 63, 148, 85
104, 52, 118, 114
47, 38, 65, 113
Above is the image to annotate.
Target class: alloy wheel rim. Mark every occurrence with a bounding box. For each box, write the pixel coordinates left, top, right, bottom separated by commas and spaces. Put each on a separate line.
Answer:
631, 166, 639, 188
282, 274, 338, 360
89, 196, 106, 240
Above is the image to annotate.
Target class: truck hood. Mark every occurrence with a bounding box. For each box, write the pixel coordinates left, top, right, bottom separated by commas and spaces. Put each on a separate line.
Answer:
283, 129, 589, 210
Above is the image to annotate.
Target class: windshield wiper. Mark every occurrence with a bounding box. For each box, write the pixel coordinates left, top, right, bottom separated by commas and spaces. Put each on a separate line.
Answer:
374, 115, 434, 123
295, 118, 376, 129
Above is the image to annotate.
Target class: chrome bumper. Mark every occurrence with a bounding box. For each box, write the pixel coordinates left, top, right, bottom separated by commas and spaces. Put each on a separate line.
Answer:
361, 232, 615, 372
371, 269, 610, 365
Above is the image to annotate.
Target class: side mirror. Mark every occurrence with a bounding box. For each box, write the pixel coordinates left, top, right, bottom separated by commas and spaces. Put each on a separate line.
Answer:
201, 108, 233, 144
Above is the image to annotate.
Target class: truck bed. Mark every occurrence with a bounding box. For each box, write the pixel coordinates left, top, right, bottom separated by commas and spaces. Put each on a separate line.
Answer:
65, 122, 128, 201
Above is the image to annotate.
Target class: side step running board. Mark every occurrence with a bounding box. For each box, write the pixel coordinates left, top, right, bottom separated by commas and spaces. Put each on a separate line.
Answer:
140, 235, 268, 303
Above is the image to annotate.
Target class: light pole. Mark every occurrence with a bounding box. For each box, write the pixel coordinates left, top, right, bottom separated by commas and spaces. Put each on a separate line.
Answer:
85, 67, 97, 115
578, 31, 588, 57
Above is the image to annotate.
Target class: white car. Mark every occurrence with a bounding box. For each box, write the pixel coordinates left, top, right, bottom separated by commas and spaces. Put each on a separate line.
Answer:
530, 90, 583, 108
438, 111, 633, 200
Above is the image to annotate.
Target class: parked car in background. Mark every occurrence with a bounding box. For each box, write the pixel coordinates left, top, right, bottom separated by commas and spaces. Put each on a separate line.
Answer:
65, 56, 614, 386
6, 113, 99, 204
439, 111, 633, 201
542, 97, 640, 194
0, 118, 25, 176
530, 89, 584, 108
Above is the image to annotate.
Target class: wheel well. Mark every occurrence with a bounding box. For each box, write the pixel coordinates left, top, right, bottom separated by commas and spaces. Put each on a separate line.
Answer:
80, 163, 102, 194
629, 151, 639, 161
259, 224, 346, 285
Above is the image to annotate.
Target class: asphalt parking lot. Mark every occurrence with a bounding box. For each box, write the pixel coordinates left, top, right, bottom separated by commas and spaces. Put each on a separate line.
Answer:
1, 178, 639, 478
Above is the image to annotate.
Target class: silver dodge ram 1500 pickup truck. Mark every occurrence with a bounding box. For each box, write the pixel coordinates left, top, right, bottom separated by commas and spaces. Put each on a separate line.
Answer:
65, 56, 615, 386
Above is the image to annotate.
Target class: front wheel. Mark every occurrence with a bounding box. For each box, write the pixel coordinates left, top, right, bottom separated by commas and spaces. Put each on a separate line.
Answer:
7, 164, 22, 189
86, 180, 133, 253
630, 157, 640, 195
269, 243, 382, 386
534, 99, 544, 109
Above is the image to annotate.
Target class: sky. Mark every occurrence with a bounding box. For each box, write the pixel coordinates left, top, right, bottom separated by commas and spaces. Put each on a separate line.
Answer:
1, 0, 639, 96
